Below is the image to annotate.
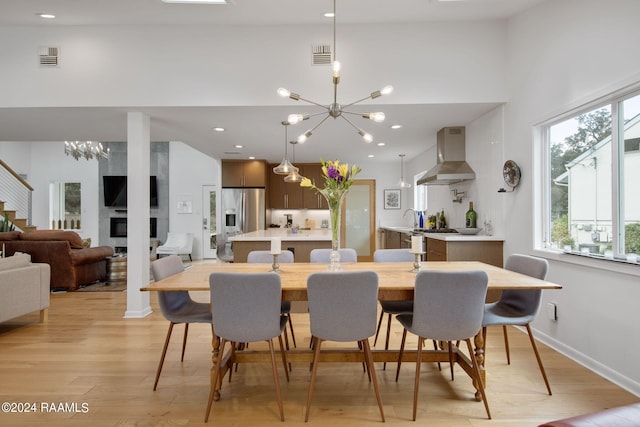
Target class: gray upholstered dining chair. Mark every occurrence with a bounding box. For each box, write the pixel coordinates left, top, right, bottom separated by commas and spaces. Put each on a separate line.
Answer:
150, 255, 212, 391
309, 248, 358, 263
247, 249, 296, 348
205, 272, 289, 423
395, 270, 491, 421
305, 270, 385, 422
373, 248, 414, 370
482, 253, 552, 395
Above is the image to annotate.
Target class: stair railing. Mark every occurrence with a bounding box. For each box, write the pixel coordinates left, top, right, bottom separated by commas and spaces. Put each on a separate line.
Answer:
0, 159, 33, 229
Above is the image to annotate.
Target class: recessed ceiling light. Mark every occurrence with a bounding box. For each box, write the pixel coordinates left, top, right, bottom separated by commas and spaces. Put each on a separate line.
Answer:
234, 144, 243, 149
248, 156, 255, 160
390, 124, 402, 130
37, 13, 56, 19
368, 154, 375, 158
213, 127, 225, 132
324, 12, 335, 18
377, 142, 386, 147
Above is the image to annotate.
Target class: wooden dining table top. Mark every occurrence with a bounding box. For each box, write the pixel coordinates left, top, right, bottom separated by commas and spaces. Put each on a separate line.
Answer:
142, 261, 562, 301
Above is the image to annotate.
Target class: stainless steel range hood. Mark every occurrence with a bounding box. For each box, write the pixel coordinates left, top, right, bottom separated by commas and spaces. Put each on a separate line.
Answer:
417, 126, 476, 185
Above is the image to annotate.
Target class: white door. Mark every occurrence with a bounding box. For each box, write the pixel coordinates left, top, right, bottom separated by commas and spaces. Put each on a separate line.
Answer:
202, 185, 217, 259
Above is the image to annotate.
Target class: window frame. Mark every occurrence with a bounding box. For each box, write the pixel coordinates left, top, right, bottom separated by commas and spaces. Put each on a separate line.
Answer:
536, 84, 640, 272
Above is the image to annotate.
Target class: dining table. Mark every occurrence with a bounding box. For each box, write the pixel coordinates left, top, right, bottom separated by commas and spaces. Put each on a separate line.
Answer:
142, 260, 562, 401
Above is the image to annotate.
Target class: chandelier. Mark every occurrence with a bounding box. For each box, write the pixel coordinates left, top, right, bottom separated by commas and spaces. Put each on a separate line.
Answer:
64, 141, 110, 161
277, 0, 393, 144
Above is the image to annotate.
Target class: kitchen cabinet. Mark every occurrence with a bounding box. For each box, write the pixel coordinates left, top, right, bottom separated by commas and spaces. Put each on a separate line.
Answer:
301, 164, 328, 209
426, 236, 504, 302
222, 160, 267, 187
425, 238, 503, 267
268, 165, 303, 209
382, 228, 411, 249
267, 163, 327, 209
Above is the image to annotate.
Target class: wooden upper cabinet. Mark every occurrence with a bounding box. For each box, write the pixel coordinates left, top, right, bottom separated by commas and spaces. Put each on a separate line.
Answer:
300, 164, 327, 209
268, 164, 304, 209
222, 160, 267, 187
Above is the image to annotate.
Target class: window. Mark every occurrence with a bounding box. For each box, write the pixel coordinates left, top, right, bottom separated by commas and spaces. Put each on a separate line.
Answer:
414, 172, 428, 212
542, 90, 640, 262
49, 182, 81, 230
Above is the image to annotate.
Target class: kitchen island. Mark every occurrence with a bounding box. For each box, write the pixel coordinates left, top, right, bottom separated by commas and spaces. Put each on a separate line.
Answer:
229, 228, 332, 262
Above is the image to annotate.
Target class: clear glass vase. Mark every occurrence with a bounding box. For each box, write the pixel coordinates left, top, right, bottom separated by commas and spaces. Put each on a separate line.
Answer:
322, 189, 347, 271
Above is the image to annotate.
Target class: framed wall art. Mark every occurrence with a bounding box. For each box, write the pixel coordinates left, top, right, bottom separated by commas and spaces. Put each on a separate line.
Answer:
384, 189, 401, 210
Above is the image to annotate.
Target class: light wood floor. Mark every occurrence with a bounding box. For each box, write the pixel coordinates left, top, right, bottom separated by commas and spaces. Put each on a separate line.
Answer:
0, 288, 637, 427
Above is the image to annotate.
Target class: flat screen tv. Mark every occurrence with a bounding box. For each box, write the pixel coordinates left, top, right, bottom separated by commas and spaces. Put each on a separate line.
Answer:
103, 176, 158, 207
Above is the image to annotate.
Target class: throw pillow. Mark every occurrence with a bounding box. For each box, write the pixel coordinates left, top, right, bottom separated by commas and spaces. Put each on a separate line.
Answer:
82, 238, 92, 248
0, 252, 31, 272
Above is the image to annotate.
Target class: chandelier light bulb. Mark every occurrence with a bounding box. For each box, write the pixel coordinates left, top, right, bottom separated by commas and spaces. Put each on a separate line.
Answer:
381, 85, 394, 95
298, 130, 312, 143
332, 60, 341, 76
288, 113, 309, 124
277, 87, 290, 98
364, 112, 385, 122
358, 129, 373, 143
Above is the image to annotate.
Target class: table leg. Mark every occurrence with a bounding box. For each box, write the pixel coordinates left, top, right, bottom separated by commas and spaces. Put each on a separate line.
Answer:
473, 330, 486, 401
210, 330, 221, 401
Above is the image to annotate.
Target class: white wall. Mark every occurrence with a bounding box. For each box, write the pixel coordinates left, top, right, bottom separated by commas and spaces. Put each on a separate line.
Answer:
168, 142, 219, 260
0, 22, 507, 109
505, 0, 640, 394
0, 141, 100, 242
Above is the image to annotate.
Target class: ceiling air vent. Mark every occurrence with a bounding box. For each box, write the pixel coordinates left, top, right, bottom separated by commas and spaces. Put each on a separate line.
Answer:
39, 46, 59, 67
311, 44, 331, 66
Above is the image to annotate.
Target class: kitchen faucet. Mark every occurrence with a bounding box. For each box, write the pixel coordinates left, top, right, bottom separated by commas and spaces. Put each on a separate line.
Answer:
403, 209, 418, 228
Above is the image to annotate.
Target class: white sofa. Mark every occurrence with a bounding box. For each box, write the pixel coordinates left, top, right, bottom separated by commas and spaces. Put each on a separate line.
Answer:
0, 253, 51, 323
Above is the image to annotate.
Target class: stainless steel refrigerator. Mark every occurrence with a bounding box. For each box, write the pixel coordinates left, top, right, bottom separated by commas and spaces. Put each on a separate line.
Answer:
219, 188, 265, 261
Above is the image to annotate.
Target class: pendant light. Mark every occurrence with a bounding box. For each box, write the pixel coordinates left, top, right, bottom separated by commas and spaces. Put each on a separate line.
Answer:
284, 141, 303, 183
273, 121, 299, 175
399, 154, 411, 188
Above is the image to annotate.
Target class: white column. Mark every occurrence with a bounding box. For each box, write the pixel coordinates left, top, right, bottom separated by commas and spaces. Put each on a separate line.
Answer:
124, 112, 152, 318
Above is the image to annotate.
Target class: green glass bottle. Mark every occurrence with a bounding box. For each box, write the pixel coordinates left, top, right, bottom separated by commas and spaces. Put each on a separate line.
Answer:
466, 202, 477, 228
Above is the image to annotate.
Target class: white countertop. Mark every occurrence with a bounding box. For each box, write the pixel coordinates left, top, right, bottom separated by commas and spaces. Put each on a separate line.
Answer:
423, 234, 504, 242
229, 228, 332, 242
379, 226, 503, 242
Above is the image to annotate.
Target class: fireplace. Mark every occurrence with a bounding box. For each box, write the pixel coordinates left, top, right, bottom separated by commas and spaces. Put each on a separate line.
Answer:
110, 217, 157, 238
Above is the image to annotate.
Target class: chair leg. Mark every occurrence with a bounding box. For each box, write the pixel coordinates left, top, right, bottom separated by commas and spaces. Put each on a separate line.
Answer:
382, 312, 392, 370
205, 338, 227, 422
153, 322, 175, 391
277, 334, 290, 381
373, 310, 384, 346
448, 341, 455, 381
287, 314, 297, 348
395, 328, 408, 382
503, 325, 511, 364
525, 324, 552, 395
305, 337, 323, 422
267, 339, 285, 422
181, 323, 189, 362
412, 336, 424, 421
433, 340, 442, 371
362, 339, 385, 422
465, 339, 491, 419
